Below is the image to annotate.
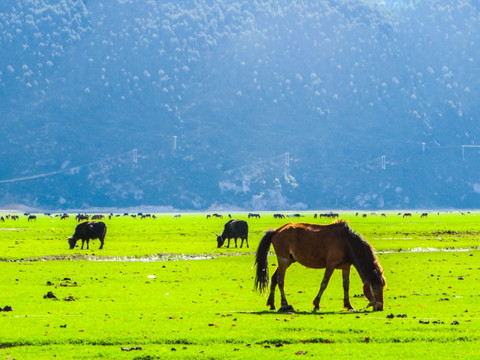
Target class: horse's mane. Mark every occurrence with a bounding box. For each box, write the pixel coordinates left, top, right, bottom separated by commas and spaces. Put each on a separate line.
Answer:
337, 220, 386, 287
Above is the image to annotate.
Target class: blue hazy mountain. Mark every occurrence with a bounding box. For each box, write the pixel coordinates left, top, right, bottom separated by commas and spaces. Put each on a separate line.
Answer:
1, 0, 480, 211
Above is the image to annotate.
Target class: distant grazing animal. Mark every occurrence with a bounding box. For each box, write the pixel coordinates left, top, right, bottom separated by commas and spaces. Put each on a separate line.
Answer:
318, 213, 339, 219
287, 213, 303, 218
254, 220, 386, 312
173, 214, 181, 219
0, 216, 4, 222
27, 215, 37, 221
274, 213, 285, 219
68, 221, 107, 250
216, 219, 249, 248
403, 213, 412, 218
248, 213, 261, 219
91, 214, 104, 220
421, 212, 428, 218
76, 214, 89, 222
60, 213, 69, 220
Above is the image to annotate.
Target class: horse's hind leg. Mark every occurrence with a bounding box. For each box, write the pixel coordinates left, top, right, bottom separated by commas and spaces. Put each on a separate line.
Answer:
276, 257, 293, 311
266, 269, 278, 310
313, 267, 334, 311
342, 267, 354, 310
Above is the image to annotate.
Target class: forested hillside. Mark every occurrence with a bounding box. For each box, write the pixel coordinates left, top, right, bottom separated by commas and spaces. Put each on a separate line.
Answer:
1, 0, 480, 210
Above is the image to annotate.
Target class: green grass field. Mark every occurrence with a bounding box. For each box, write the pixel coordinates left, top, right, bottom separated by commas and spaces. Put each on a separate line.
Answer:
0, 211, 479, 359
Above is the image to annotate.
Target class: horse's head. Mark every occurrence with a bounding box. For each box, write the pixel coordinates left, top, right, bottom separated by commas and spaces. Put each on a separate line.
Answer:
363, 274, 385, 311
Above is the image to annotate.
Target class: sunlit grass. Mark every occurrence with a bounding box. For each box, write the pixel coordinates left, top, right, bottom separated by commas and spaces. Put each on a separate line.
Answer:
0, 211, 479, 359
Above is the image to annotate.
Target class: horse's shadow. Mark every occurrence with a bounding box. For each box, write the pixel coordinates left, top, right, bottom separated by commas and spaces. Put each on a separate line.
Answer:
239, 309, 370, 316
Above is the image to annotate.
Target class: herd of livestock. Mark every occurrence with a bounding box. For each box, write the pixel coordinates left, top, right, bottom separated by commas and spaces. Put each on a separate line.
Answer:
0, 210, 468, 312
0, 210, 443, 253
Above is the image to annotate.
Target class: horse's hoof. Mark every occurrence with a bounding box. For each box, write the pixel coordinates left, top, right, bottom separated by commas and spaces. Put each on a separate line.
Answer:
278, 305, 294, 313
313, 306, 320, 312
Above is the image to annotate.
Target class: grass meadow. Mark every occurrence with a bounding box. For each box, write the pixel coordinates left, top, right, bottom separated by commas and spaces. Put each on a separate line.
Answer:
0, 211, 479, 359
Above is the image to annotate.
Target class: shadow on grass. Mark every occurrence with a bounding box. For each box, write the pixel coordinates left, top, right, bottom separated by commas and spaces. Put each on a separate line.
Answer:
237, 309, 372, 316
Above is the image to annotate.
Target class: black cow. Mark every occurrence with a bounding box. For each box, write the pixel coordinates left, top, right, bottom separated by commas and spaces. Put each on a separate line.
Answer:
68, 221, 107, 250
216, 219, 248, 248
76, 214, 89, 222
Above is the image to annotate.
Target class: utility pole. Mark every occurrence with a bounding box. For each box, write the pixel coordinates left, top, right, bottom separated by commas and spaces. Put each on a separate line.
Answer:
132, 149, 138, 164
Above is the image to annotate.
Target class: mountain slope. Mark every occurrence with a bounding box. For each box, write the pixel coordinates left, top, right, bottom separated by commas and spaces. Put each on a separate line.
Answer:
1, 0, 480, 210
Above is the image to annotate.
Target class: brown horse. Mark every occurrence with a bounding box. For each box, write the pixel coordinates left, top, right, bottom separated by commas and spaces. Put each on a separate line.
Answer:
255, 220, 386, 312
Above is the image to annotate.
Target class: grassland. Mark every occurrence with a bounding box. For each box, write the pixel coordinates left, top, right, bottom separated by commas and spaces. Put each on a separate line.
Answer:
0, 211, 479, 359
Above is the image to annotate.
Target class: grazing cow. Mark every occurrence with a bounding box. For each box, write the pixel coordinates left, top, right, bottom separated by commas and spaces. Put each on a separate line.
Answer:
248, 213, 261, 219
421, 213, 428, 218
216, 219, 249, 248
27, 215, 37, 221
403, 213, 412, 218
287, 213, 303, 218
91, 214, 104, 220
0, 216, 4, 222
76, 214, 89, 222
68, 221, 107, 250
274, 213, 285, 219
319, 213, 339, 219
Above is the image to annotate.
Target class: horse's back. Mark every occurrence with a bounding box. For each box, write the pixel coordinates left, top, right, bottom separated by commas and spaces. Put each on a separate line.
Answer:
272, 222, 350, 268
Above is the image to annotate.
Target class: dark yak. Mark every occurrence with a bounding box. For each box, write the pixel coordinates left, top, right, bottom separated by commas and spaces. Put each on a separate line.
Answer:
216, 219, 249, 248
68, 221, 107, 250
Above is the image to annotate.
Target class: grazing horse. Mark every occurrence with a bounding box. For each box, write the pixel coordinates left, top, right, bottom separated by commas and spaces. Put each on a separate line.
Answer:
254, 220, 386, 312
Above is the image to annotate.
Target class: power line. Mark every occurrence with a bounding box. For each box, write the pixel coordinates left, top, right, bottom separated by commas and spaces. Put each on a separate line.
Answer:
0, 151, 133, 184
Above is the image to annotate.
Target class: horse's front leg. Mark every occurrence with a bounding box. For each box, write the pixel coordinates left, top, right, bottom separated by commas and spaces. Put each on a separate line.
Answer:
342, 267, 354, 311
313, 267, 334, 311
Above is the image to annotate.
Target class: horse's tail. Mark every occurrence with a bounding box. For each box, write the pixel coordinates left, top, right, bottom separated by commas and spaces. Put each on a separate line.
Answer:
254, 229, 276, 293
